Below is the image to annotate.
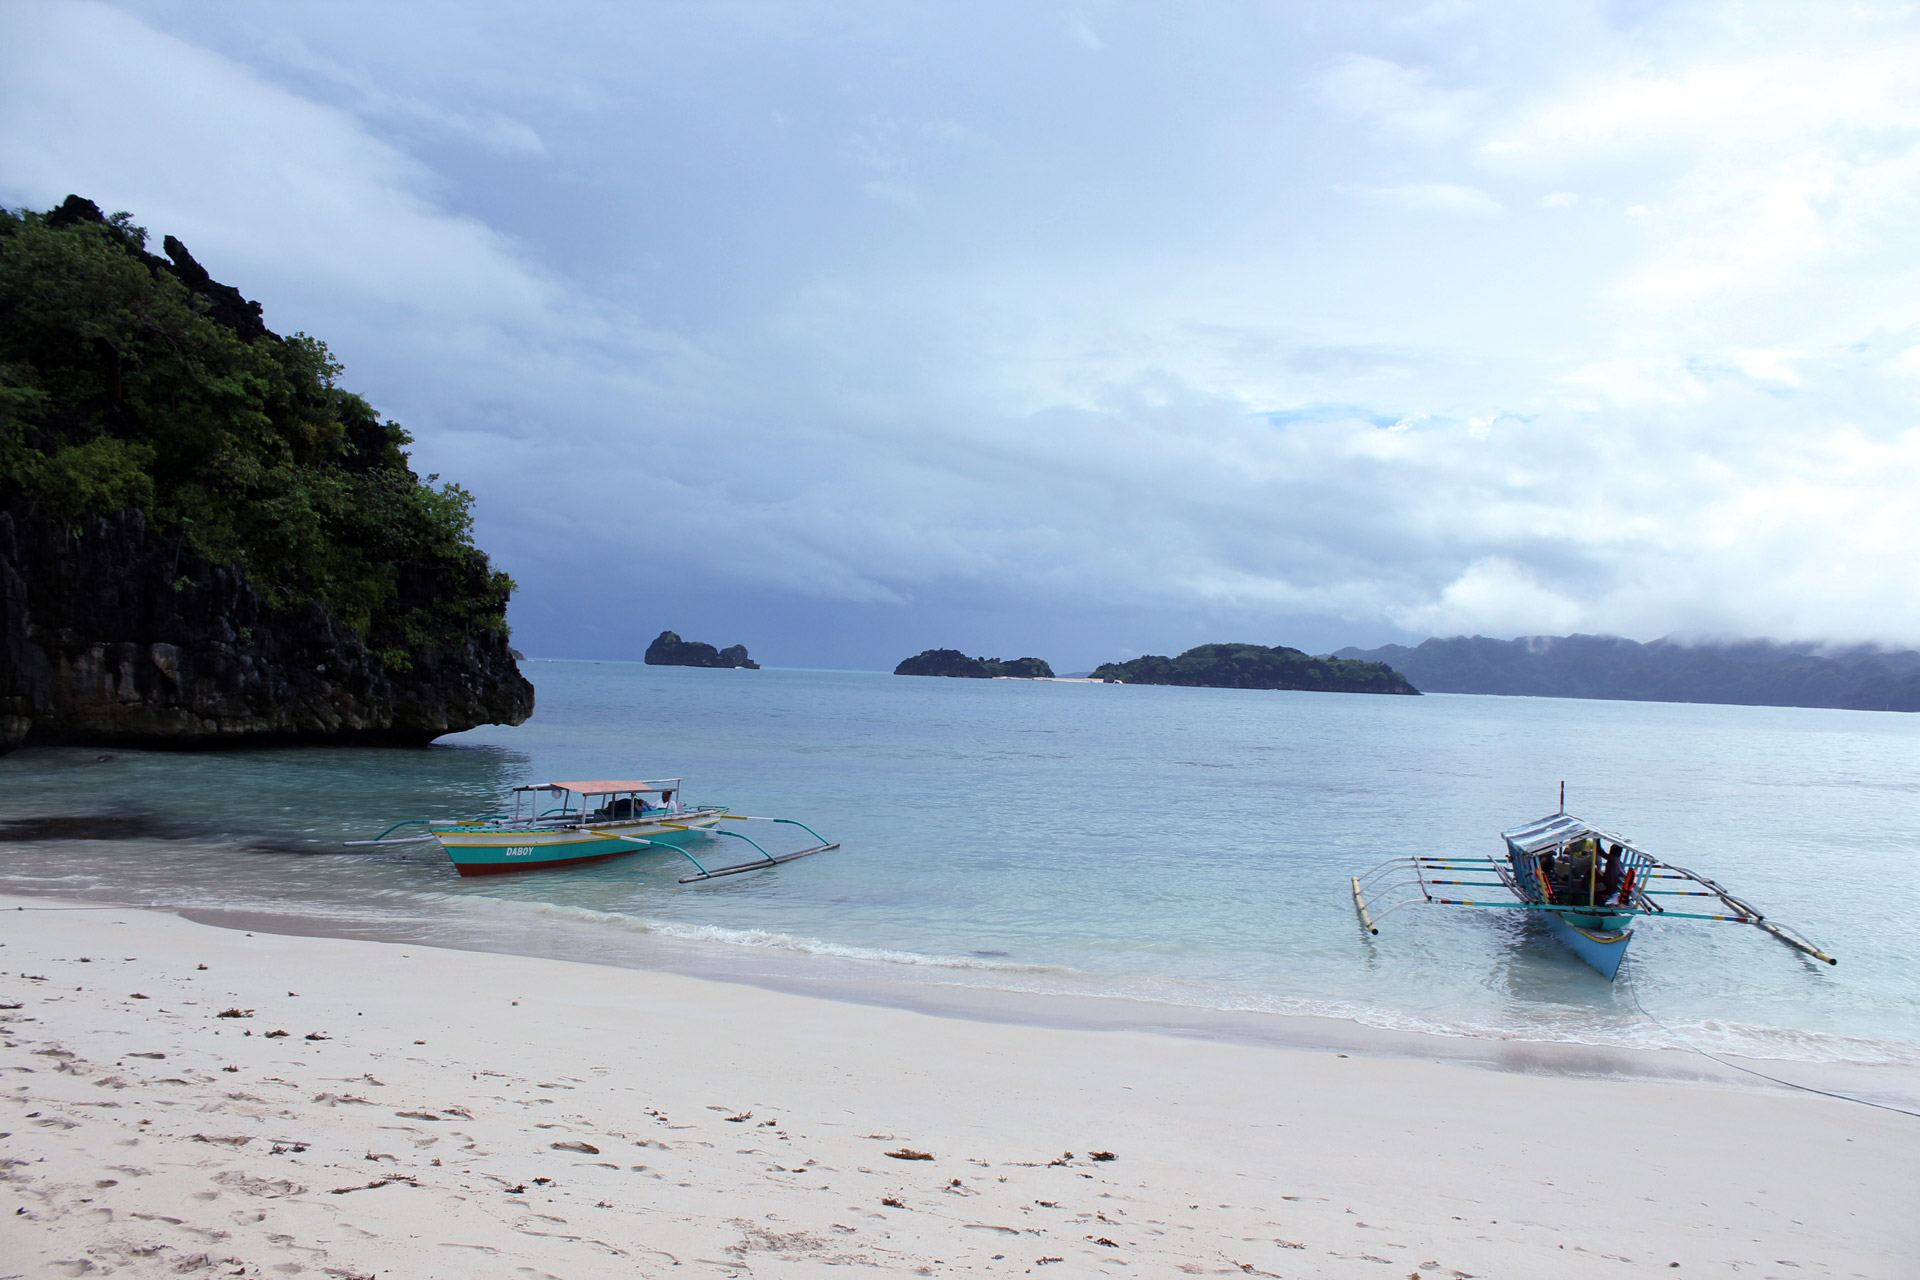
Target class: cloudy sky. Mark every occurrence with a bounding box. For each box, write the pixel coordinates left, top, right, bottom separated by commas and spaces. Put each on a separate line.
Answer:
5, 0, 1920, 668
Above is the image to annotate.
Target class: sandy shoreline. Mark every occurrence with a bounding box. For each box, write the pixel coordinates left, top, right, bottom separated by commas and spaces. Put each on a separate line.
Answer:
167, 900, 1919, 1100
3, 895, 1915, 1278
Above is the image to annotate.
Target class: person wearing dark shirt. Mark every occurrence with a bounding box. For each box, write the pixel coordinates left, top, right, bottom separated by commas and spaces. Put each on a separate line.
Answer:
1602, 844, 1627, 904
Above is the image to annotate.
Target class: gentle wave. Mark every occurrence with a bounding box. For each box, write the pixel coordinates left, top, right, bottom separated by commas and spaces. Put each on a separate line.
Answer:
446, 894, 1920, 1066
0, 873, 106, 885
460, 896, 1077, 975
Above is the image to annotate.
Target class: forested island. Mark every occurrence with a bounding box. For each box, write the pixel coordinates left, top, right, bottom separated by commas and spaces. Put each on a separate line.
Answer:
895, 649, 1054, 678
1334, 634, 1920, 712
0, 197, 533, 752
1091, 643, 1417, 694
644, 630, 759, 669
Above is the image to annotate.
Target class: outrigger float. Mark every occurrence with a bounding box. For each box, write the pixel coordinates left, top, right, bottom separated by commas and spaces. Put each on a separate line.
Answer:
348, 779, 837, 881
1350, 787, 1835, 980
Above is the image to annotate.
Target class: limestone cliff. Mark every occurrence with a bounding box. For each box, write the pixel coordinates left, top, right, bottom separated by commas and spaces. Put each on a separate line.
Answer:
0, 196, 533, 751
0, 504, 531, 751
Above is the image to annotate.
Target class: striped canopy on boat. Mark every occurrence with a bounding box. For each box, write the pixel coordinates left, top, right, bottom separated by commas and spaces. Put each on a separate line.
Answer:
537, 780, 679, 795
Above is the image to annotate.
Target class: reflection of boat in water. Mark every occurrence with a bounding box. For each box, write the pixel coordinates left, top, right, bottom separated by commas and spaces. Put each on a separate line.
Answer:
350, 779, 836, 880
1351, 788, 1835, 980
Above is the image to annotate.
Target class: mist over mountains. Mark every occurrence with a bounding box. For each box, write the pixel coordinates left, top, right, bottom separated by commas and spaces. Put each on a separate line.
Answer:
1333, 635, 1920, 713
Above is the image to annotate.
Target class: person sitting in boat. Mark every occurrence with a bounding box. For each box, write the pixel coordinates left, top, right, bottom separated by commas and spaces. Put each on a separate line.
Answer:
1602, 845, 1627, 904
1537, 848, 1558, 900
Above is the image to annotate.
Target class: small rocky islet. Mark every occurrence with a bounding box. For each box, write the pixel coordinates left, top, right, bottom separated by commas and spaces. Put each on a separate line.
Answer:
895, 643, 1416, 694
643, 631, 759, 669
894, 649, 1054, 679
1091, 643, 1418, 694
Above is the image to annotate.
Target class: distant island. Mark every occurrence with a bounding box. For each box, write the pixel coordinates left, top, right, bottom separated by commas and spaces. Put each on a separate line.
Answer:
645, 631, 759, 669
1091, 643, 1418, 694
1334, 634, 1920, 712
895, 649, 1054, 679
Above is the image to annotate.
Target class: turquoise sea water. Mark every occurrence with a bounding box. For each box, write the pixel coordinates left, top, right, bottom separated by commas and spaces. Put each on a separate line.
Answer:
2, 660, 1916, 1065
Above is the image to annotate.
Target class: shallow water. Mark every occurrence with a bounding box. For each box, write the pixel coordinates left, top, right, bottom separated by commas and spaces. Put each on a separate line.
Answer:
3, 660, 1916, 1064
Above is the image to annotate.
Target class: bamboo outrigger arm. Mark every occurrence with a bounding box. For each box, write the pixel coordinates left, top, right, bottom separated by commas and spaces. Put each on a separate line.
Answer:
1350, 877, 1377, 934
594, 820, 840, 884
1753, 918, 1839, 965
1650, 859, 1838, 966
343, 819, 440, 846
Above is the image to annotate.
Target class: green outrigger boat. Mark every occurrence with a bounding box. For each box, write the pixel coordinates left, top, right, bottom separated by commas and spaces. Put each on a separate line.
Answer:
349, 778, 837, 880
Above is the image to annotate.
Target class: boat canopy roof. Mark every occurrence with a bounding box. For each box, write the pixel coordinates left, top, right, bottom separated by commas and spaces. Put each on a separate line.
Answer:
1500, 812, 1630, 853
516, 779, 682, 796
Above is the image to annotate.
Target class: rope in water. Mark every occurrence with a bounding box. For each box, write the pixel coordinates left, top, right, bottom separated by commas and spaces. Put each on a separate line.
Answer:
1625, 980, 1920, 1119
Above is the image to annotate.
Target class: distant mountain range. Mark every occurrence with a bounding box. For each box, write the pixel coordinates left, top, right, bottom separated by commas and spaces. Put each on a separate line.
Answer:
1332, 635, 1920, 712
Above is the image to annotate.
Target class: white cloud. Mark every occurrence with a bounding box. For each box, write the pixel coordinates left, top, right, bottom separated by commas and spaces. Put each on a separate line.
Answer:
1310, 53, 1483, 143
0, 1, 564, 327
1392, 557, 1587, 638
7, 0, 1920, 658
1347, 181, 1506, 216
264, 38, 548, 156
1483, 33, 1920, 311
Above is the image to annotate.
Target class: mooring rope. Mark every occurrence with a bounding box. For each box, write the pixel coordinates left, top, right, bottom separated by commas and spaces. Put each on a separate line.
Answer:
1625, 981, 1920, 1119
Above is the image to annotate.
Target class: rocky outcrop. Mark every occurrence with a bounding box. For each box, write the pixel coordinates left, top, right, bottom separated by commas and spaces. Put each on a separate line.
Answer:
644, 631, 760, 669
45, 196, 274, 343
0, 505, 533, 752
1091, 643, 1417, 695
894, 649, 1055, 679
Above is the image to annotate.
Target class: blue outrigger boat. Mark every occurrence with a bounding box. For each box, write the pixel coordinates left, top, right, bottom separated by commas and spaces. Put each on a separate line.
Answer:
349, 778, 837, 880
1350, 790, 1835, 979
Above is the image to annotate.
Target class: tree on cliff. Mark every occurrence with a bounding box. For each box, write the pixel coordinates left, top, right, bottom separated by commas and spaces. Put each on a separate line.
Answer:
0, 197, 511, 665
0, 197, 532, 748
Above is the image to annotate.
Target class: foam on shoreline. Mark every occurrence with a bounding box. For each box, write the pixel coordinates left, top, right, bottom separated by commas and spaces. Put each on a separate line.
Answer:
142, 886, 1920, 1079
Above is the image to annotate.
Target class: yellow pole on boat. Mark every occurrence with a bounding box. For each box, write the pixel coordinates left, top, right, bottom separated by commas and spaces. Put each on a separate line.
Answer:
1351, 876, 1378, 935
1756, 920, 1839, 966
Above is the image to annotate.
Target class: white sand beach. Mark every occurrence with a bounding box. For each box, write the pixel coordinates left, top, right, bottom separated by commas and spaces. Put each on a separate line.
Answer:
2, 894, 1913, 1279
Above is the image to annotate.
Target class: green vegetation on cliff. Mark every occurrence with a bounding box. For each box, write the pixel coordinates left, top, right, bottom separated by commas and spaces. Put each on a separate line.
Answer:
1091, 643, 1417, 694
0, 197, 512, 669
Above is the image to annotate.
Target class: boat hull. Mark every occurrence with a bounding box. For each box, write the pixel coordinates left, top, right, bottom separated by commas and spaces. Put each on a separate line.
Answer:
1504, 826, 1635, 979
1540, 911, 1633, 979
438, 813, 722, 876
